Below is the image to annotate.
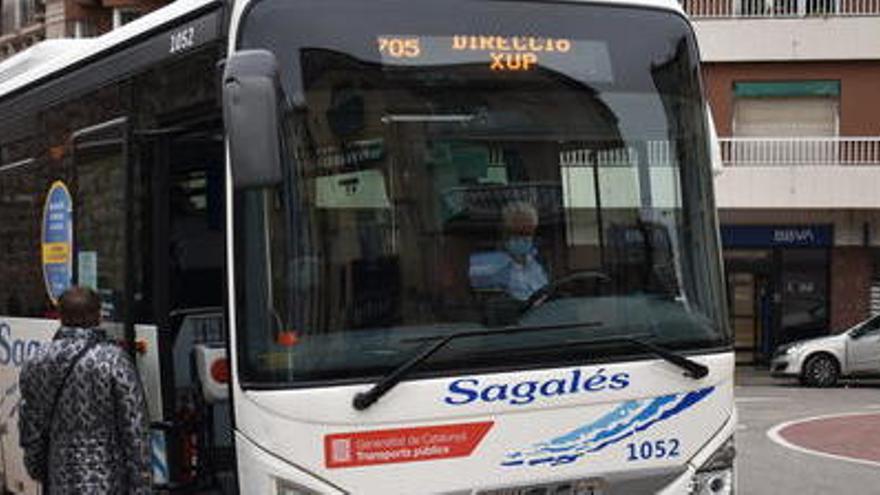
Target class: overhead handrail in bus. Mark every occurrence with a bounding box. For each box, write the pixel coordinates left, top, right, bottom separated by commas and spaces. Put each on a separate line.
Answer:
134, 114, 224, 138
74, 138, 125, 151
380, 114, 477, 124
353, 323, 709, 411
70, 116, 127, 140
0, 157, 35, 174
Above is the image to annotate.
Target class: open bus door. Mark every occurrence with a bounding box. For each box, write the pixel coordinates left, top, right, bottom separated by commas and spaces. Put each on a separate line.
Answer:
136, 117, 234, 493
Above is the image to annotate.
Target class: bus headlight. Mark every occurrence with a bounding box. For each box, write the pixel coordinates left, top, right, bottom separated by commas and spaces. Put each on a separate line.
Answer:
690, 436, 735, 495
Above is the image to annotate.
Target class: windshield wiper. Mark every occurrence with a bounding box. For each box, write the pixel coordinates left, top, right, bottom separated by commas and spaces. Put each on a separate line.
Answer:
564, 336, 709, 380
352, 322, 708, 411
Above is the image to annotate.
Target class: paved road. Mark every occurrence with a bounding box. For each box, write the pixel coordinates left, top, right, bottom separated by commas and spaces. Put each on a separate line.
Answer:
735, 368, 880, 494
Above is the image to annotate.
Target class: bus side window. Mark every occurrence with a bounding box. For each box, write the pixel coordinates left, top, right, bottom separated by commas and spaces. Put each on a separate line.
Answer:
72, 122, 129, 327
0, 137, 48, 318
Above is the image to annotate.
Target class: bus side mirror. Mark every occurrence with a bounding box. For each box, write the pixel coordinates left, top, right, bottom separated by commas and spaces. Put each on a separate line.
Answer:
223, 49, 284, 189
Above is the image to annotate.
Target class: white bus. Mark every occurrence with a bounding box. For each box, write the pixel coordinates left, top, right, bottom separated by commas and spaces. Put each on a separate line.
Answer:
0, 0, 734, 493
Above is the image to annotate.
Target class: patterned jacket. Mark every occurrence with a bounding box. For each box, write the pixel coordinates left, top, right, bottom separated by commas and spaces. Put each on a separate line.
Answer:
18, 326, 151, 494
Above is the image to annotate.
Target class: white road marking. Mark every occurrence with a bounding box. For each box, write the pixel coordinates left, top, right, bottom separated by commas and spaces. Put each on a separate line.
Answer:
766, 412, 880, 469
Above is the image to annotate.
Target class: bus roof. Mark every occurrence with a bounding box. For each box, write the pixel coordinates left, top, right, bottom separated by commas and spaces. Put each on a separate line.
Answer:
0, 0, 220, 100
0, 0, 683, 101
0, 40, 94, 87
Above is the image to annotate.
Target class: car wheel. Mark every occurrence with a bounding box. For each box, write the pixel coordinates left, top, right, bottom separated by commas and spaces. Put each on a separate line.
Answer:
802, 354, 839, 387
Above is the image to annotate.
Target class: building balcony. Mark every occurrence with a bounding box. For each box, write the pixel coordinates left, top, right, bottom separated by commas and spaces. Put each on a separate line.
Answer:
682, 0, 880, 18
715, 137, 880, 209
721, 137, 880, 165
0, 12, 44, 60
684, 0, 880, 61
0, 18, 43, 41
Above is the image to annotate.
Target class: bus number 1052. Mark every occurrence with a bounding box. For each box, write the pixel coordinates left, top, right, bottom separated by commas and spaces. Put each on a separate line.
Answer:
626, 439, 681, 461
170, 26, 196, 54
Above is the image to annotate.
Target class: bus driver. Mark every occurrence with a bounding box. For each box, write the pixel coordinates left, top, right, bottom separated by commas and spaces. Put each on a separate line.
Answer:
469, 201, 549, 301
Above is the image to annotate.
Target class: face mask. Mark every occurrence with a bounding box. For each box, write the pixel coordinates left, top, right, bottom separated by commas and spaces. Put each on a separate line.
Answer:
506, 236, 533, 257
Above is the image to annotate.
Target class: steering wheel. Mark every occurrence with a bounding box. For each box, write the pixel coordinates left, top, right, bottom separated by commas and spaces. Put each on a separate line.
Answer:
523, 269, 612, 312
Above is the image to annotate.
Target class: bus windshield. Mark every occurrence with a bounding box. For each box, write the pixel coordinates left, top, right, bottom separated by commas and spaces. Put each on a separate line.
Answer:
234, 0, 729, 386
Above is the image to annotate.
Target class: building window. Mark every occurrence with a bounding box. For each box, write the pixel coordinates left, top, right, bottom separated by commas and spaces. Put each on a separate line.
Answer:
18, 0, 37, 26
0, 139, 49, 318
1, 0, 15, 34
733, 81, 840, 137
112, 8, 141, 29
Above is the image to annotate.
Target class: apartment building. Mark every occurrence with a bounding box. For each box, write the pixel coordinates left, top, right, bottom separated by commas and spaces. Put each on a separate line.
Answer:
0, 0, 164, 59
685, 0, 880, 362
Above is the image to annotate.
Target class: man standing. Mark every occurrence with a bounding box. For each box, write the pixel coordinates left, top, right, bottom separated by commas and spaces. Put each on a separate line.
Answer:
19, 286, 151, 494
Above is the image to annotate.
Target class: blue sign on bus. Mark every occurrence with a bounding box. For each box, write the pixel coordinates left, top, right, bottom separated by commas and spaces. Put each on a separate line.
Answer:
41, 181, 74, 303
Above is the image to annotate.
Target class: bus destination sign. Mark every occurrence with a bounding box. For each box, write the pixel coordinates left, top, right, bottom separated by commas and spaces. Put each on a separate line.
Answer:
377, 35, 575, 72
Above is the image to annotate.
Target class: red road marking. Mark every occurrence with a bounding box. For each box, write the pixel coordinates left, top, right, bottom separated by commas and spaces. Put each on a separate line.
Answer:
778, 413, 880, 463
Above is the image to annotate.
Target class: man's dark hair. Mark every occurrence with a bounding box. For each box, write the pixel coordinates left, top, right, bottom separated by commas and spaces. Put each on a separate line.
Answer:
58, 286, 101, 328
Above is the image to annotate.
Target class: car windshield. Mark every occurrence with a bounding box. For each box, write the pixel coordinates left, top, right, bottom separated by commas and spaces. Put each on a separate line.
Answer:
233, 0, 730, 386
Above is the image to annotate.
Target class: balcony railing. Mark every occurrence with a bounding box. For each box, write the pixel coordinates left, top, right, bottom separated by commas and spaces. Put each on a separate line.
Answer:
682, 0, 880, 18
720, 137, 880, 165
560, 141, 675, 168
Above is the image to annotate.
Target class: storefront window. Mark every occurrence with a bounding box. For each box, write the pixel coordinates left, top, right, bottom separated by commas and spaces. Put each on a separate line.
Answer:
780, 249, 829, 342
722, 225, 831, 363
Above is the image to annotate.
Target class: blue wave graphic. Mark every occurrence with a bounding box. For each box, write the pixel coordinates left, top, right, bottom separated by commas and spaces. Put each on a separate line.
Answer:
502, 386, 715, 467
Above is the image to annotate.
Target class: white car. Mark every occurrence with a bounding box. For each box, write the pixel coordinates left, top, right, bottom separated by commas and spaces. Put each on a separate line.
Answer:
771, 314, 880, 387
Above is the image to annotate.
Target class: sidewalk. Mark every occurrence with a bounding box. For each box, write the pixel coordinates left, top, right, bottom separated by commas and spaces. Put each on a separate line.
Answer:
735, 364, 790, 387
734, 364, 880, 388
